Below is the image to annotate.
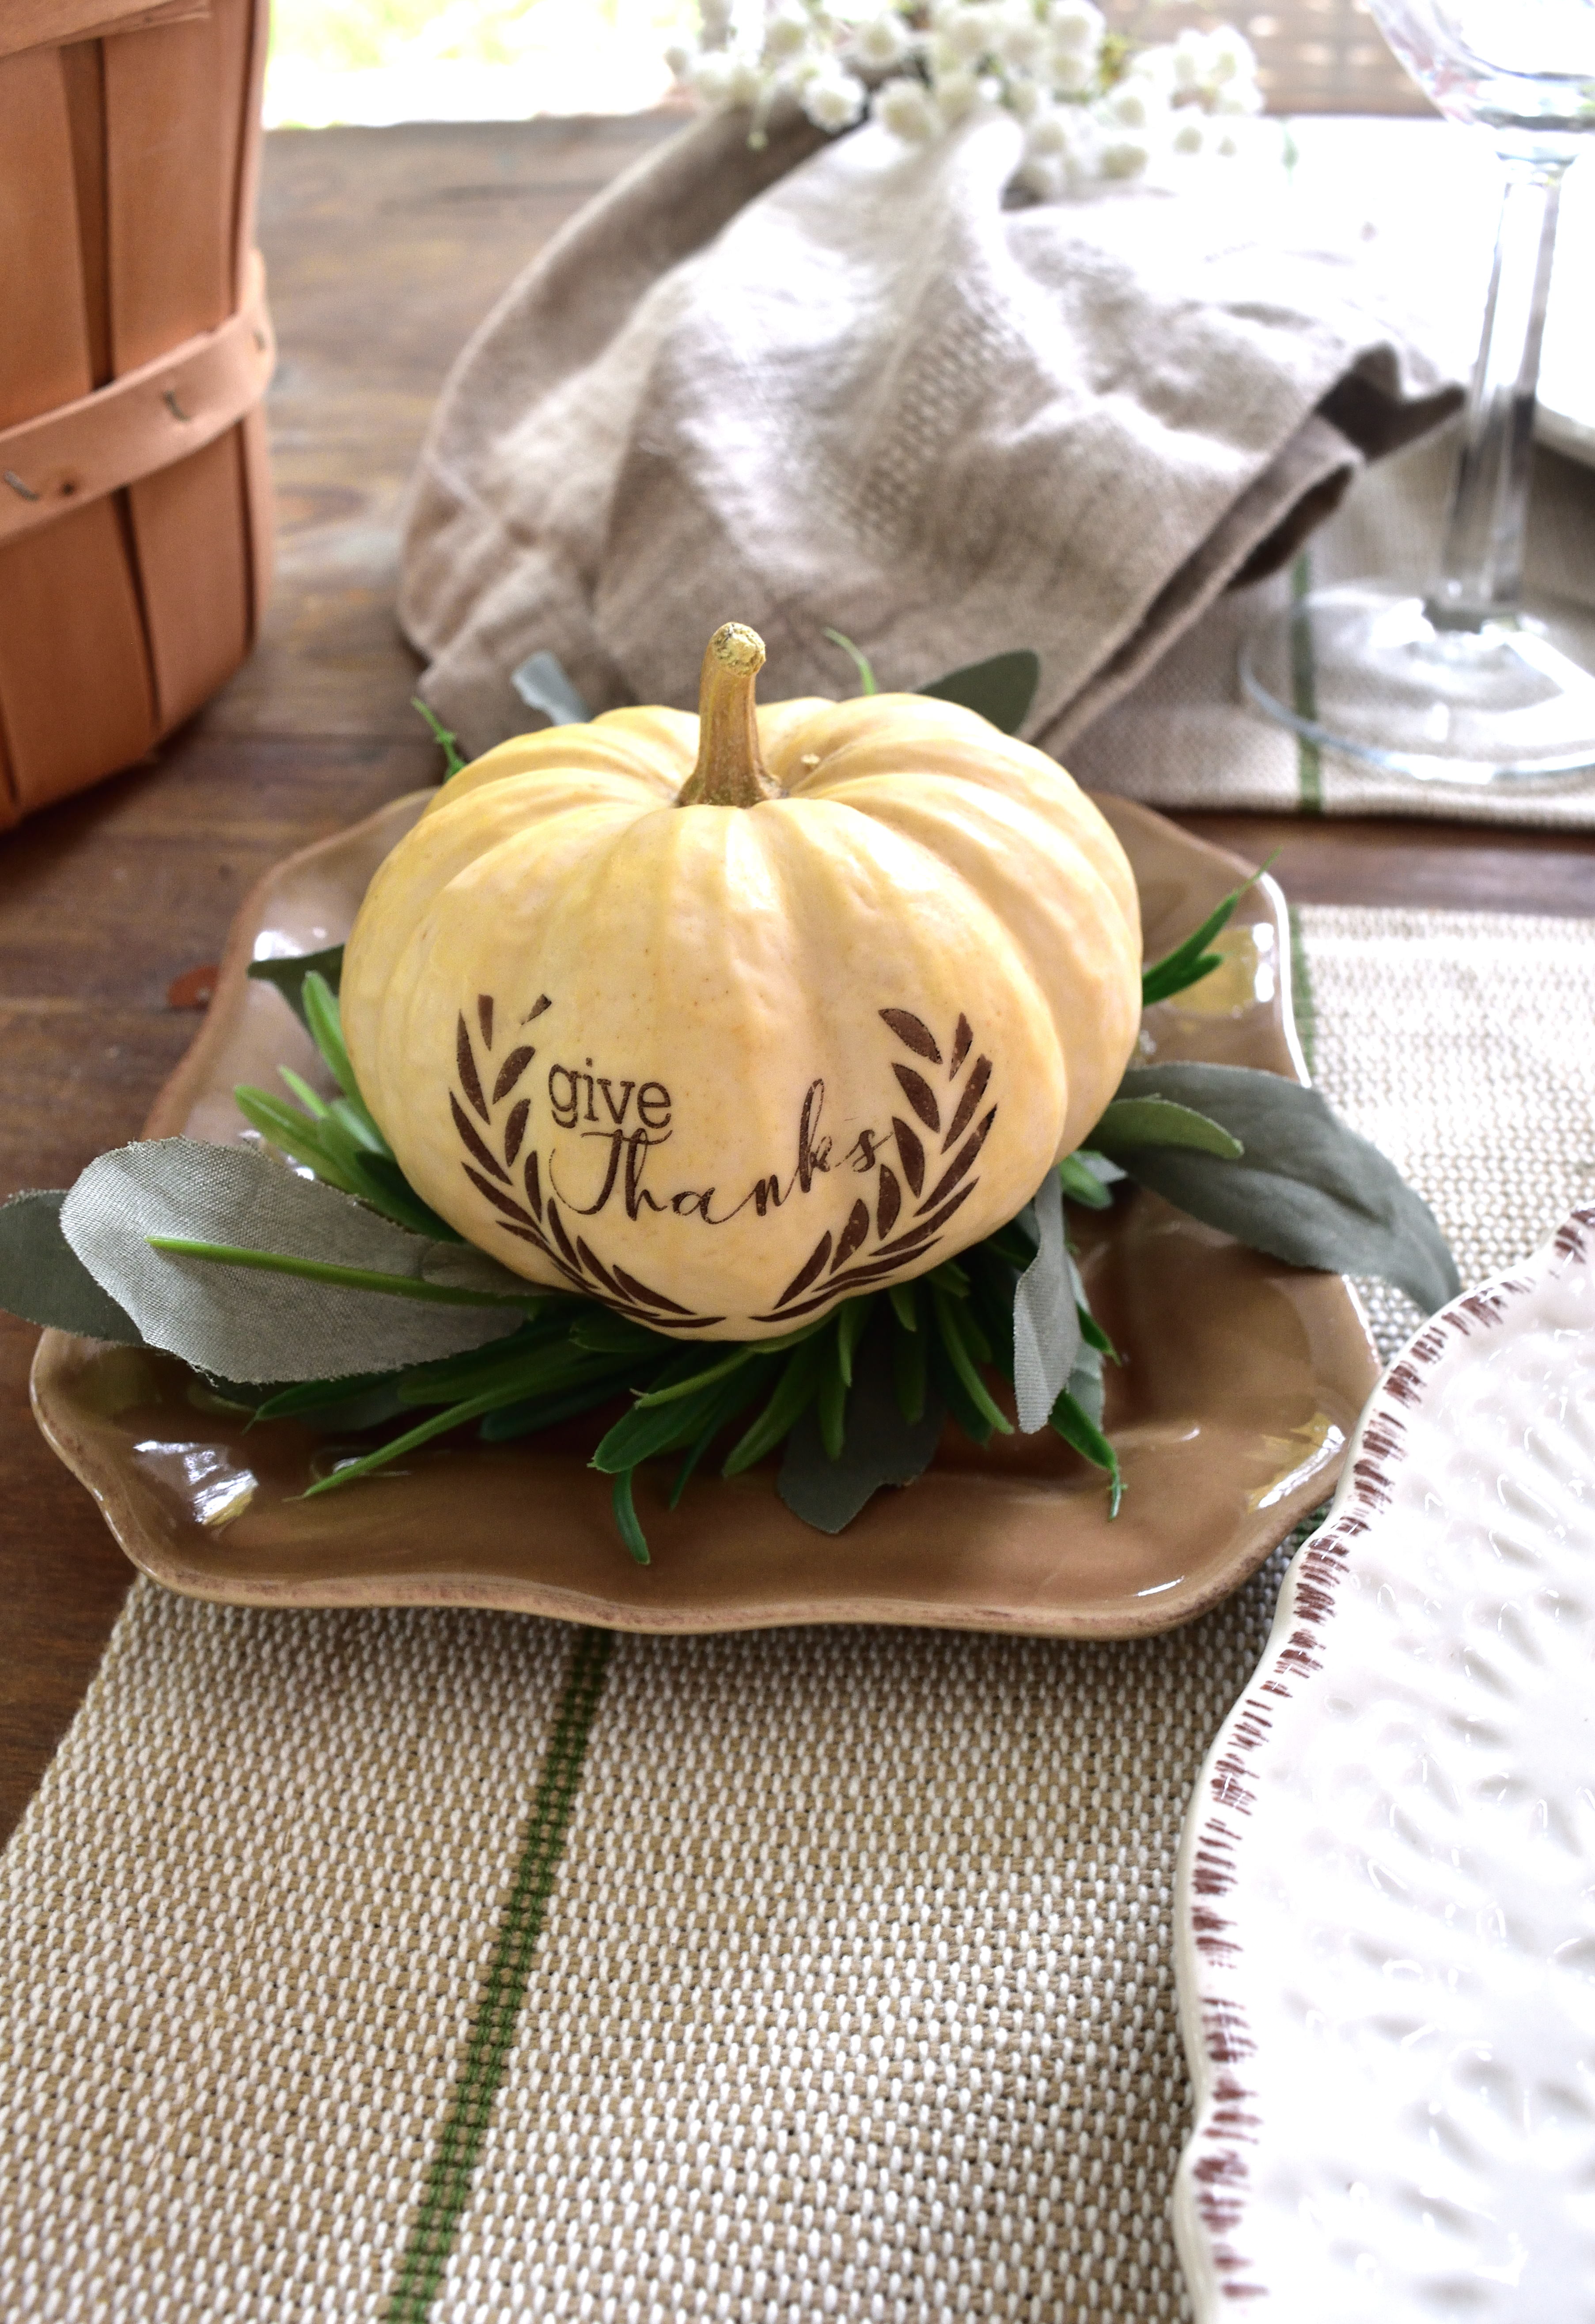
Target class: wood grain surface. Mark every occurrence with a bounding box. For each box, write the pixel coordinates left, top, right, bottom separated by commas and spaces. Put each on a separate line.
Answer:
2, 112, 1592, 1848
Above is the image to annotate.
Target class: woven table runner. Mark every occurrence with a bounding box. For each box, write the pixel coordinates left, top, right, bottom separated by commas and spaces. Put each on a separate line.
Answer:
5, 904, 1595, 2321
1069, 429, 1595, 829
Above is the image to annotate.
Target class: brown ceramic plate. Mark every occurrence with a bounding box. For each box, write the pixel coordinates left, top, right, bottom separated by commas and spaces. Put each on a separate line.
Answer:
31, 793, 1378, 1638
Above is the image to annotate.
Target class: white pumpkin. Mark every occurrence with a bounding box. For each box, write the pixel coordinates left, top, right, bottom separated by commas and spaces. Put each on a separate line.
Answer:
341, 625, 1141, 1338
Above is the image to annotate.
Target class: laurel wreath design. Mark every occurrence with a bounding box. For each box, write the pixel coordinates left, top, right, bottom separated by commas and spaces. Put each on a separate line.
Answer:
752, 1007, 996, 1321
449, 992, 725, 1331
450, 996, 996, 1330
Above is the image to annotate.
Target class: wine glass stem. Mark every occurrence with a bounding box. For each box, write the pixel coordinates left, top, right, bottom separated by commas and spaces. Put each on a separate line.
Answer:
1425, 157, 1565, 635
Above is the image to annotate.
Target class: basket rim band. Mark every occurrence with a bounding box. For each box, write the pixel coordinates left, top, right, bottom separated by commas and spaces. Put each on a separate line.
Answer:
0, 247, 274, 548
0, 0, 209, 68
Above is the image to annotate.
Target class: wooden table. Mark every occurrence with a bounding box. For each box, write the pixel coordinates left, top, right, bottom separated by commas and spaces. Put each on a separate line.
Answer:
3, 113, 1592, 1848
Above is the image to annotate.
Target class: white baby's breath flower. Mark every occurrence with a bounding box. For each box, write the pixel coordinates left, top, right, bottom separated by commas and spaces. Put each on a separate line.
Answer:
1203, 23, 1254, 83
765, 5, 814, 63
1125, 40, 1174, 93
937, 4, 999, 64
1025, 99, 1098, 181
725, 52, 766, 102
874, 72, 941, 139
994, 0, 1048, 73
934, 64, 984, 121
1047, 0, 1103, 58
1048, 44, 1096, 91
690, 49, 740, 101
1023, 102, 1071, 155
1162, 24, 1261, 110
681, 0, 1261, 193
852, 10, 910, 68
1215, 125, 1239, 154
1102, 79, 1156, 130
800, 62, 868, 128
1015, 151, 1065, 198
1098, 132, 1152, 177
1169, 27, 1205, 89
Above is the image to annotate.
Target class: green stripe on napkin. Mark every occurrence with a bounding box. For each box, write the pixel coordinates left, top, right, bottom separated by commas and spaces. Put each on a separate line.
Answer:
1290, 552, 1324, 815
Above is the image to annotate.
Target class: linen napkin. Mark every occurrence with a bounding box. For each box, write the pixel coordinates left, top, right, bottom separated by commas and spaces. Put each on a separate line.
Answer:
401, 102, 1459, 761
1067, 422, 1595, 825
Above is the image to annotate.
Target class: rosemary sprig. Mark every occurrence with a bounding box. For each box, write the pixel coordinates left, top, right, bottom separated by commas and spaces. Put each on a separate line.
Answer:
219, 904, 1237, 1553
234, 971, 461, 1243
1139, 859, 1274, 1009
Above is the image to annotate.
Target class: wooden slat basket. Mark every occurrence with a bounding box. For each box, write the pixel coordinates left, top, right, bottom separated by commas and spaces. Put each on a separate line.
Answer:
0, 0, 273, 827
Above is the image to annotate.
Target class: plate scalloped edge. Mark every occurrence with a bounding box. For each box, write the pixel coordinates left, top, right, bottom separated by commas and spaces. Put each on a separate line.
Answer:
1173, 1205, 1595, 2322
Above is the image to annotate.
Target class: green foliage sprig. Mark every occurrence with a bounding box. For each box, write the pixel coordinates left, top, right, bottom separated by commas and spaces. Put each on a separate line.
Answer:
224, 965, 1125, 1558
0, 670, 1460, 1562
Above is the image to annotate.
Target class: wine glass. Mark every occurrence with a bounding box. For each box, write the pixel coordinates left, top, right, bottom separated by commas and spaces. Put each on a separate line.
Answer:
1239, 0, 1595, 786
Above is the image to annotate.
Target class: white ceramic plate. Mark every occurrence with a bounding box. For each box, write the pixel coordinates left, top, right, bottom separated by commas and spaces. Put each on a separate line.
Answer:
1173, 1207, 1595, 2320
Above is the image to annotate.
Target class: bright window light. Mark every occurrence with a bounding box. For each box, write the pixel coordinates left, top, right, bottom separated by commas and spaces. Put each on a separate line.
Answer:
264, 0, 700, 126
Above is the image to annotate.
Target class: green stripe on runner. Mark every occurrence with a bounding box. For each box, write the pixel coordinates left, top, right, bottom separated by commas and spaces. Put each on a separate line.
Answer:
1288, 903, 1318, 1079
1289, 552, 1323, 815
385, 1625, 613, 2321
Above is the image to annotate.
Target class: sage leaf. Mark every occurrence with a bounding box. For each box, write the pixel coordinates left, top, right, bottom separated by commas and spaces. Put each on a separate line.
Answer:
0, 1189, 144, 1344
511, 651, 591, 728
246, 945, 345, 1028
778, 1317, 945, 1533
59, 1139, 527, 1383
1011, 1166, 1080, 1433
919, 650, 1039, 735
1110, 1063, 1460, 1313
1091, 1097, 1244, 1162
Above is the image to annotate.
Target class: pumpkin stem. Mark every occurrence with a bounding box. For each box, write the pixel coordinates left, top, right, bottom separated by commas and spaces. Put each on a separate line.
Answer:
677, 623, 781, 809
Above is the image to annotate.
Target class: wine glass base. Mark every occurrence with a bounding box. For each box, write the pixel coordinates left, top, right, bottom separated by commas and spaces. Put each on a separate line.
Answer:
1239, 582, 1595, 787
